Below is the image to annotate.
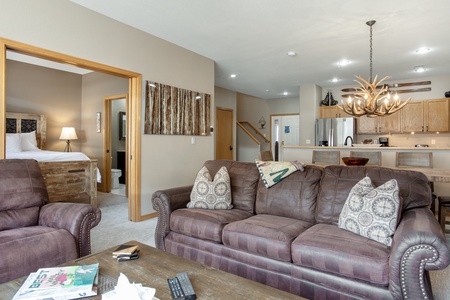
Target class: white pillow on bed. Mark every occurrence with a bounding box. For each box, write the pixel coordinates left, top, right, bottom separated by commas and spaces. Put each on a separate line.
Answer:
20, 131, 39, 151
6, 134, 22, 152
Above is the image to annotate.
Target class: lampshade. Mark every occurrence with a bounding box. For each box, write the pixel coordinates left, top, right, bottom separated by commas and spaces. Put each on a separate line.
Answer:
59, 127, 78, 140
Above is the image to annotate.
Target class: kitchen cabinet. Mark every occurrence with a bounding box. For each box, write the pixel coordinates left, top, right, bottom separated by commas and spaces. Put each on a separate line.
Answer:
356, 111, 401, 134
401, 98, 450, 133
319, 106, 352, 118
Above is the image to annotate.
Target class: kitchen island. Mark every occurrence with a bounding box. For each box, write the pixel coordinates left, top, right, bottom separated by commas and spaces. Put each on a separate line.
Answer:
282, 145, 450, 198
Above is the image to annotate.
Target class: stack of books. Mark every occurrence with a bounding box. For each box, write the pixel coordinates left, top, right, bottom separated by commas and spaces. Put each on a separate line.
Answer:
113, 244, 139, 262
13, 263, 99, 300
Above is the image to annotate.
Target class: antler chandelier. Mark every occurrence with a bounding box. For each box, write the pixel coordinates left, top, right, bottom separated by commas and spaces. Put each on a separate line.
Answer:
338, 20, 410, 118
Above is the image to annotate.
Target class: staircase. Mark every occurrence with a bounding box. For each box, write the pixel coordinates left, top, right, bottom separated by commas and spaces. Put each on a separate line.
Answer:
236, 121, 271, 154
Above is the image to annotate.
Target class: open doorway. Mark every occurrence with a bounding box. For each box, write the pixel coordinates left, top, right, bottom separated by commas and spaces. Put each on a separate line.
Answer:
0, 38, 143, 222
104, 94, 128, 197
270, 114, 300, 161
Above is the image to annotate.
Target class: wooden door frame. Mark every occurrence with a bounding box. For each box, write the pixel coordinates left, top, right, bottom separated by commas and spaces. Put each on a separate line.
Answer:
0, 38, 142, 222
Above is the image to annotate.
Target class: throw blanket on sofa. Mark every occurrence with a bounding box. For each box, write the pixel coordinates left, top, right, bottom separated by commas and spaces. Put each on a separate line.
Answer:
256, 160, 304, 188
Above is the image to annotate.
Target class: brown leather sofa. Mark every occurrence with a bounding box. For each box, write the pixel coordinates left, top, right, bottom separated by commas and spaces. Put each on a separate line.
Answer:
152, 160, 449, 299
0, 159, 101, 283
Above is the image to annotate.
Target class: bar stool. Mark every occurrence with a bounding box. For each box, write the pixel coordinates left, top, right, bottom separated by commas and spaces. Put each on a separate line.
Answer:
438, 196, 450, 234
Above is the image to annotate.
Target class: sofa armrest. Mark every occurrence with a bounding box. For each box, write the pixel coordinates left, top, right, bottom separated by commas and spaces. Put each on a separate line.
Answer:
389, 208, 449, 300
151, 185, 193, 250
38, 202, 101, 257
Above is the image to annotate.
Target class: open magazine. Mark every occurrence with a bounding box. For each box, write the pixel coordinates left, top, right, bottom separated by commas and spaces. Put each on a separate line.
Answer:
13, 263, 99, 300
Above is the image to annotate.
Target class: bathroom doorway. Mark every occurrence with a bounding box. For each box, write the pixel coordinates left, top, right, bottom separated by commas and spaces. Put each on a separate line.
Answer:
104, 94, 128, 196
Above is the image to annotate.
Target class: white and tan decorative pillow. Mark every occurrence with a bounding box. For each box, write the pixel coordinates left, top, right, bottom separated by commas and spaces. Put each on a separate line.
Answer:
187, 166, 233, 210
256, 160, 304, 188
338, 176, 401, 246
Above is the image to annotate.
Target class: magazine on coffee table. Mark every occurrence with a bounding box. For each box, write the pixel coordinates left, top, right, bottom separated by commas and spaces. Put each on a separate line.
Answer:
12, 263, 99, 300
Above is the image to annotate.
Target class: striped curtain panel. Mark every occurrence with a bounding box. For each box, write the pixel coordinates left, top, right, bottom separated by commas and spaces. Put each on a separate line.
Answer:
144, 81, 211, 135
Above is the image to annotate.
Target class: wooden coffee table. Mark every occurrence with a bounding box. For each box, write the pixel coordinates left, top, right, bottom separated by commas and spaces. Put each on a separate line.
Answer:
0, 240, 305, 299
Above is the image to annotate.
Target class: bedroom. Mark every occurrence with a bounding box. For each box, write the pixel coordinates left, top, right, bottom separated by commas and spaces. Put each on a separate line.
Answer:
5, 55, 129, 200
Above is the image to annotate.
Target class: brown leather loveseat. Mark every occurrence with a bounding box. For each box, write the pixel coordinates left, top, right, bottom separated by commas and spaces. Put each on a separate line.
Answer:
0, 159, 101, 283
152, 160, 449, 299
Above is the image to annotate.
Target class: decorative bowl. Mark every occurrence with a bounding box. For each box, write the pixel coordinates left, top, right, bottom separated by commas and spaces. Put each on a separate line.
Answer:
342, 157, 369, 166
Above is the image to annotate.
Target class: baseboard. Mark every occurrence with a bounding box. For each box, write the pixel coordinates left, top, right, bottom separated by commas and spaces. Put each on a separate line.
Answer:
139, 212, 158, 221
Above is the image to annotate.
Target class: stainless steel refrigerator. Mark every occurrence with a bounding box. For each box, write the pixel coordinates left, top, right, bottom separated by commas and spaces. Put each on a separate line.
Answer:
315, 118, 354, 146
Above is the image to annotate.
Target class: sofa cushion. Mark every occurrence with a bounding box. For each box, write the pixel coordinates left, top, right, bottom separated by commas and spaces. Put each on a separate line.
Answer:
187, 166, 233, 210
203, 160, 260, 214
316, 165, 431, 225
338, 177, 401, 246
292, 223, 390, 285
256, 165, 322, 222
223, 214, 312, 262
170, 208, 252, 243
0, 226, 77, 283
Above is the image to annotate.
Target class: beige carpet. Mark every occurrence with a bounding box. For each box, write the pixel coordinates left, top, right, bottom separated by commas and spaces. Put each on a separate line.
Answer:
91, 191, 156, 254
92, 192, 450, 299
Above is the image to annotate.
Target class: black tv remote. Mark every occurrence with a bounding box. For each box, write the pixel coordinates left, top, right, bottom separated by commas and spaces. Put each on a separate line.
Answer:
167, 272, 196, 300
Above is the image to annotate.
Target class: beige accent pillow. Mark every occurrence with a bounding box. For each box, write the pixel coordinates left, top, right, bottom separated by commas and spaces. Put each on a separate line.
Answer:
187, 166, 233, 210
338, 176, 401, 246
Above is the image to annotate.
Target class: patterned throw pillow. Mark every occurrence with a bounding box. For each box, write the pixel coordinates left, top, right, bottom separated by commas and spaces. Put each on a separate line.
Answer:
338, 176, 401, 246
256, 160, 304, 188
187, 166, 233, 210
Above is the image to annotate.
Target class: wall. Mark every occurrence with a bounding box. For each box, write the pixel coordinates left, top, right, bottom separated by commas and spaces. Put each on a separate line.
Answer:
236, 93, 300, 161
299, 84, 322, 146
81, 72, 128, 188
0, 0, 214, 216
6, 60, 82, 151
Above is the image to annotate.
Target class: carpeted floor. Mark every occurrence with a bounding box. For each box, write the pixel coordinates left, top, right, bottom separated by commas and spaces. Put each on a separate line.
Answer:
92, 192, 450, 299
91, 192, 156, 254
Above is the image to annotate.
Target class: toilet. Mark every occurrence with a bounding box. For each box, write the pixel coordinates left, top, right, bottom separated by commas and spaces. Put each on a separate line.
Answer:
111, 169, 122, 189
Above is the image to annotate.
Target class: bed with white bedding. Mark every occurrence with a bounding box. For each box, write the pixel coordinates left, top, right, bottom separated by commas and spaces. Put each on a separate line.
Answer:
5, 112, 99, 206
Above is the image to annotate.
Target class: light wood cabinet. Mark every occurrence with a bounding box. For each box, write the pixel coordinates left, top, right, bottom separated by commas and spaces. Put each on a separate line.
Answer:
319, 106, 352, 118
356, 111, 401, 134
426, 98, 450, 132
401, 98, 450, 133
401, 101, 424, 132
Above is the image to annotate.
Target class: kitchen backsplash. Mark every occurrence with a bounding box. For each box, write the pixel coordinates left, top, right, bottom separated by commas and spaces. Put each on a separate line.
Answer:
357, 133, 450, 148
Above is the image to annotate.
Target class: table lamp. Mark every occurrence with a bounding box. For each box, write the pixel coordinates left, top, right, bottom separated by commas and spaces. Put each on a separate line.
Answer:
59, 127, 78, 152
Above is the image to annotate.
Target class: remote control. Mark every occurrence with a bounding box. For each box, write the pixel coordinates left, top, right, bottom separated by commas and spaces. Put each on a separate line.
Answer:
167, 272, 196, 300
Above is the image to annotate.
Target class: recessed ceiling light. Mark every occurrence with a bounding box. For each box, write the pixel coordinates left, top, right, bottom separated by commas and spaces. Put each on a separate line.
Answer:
413, 65, 426, 73
230, 74, 236, 78
265, 89, 270, 93
415, 47, 431, 54
287, 51, 297, 57
283, 92, 288, 96
337, 59, 351, 67
331, 78, 339, 83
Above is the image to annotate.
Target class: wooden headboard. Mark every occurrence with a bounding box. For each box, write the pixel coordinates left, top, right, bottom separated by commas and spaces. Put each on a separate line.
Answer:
6, 112, 47, 149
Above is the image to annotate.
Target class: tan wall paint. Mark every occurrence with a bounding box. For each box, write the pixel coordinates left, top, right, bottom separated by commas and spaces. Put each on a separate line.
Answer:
0, 0, 214, 215
81, 72, 129, 189
6, 60, 82, 151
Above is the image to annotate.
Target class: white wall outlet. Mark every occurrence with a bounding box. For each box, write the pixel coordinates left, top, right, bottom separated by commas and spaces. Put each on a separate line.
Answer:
431, 139, 436, 145
191, 137, 195, 144
306, 139, 311, 145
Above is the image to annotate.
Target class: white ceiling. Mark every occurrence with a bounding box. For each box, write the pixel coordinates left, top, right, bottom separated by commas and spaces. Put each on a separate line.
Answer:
65, 0, 450, 99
